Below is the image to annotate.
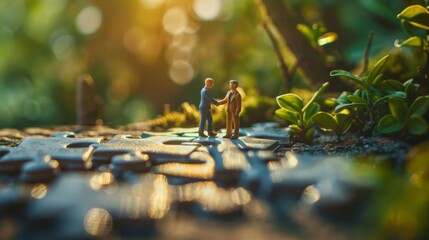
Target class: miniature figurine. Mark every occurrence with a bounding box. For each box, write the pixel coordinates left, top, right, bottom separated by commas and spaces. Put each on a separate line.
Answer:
218, 80, 242, 139
198, 78, 219, 137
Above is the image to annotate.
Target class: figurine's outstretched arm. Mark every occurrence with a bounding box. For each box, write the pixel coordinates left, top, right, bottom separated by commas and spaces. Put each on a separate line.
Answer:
217, 93, 228, 105
204, 90, 218, 105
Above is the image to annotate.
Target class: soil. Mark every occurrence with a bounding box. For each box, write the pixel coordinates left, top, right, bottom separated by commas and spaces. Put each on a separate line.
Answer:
276, 131, 410, 170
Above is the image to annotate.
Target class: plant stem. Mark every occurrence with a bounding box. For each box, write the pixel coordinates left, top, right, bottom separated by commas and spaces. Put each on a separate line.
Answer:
261, 21, 292, 92
400, 128, 407, 140
360, 31, 374, 77
425, 30, 429, 79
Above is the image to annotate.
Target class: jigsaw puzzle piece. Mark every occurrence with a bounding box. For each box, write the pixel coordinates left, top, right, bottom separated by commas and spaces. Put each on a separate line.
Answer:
0, 137, 102, 173
91, 135, 198, 167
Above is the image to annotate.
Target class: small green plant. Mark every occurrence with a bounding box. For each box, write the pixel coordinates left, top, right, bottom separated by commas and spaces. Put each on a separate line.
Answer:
330, 55, 401, 133
312, 110, 354, 141
275, 82, 329, 142
395, 4, 429, 78
374, 95, 429, 138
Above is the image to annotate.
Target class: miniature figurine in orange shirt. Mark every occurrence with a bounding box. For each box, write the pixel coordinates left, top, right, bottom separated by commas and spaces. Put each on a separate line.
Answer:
218, 80, 241, 139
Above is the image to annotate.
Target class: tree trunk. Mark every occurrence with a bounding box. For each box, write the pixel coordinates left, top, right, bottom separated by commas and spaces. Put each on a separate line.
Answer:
258, 0, 350, 91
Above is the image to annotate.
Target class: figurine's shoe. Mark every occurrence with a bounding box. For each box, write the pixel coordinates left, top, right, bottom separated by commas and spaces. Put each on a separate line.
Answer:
222, 135, 232, 138
230, 135, 239, 139
208, 131, 217, 137
198, 133, 207, 137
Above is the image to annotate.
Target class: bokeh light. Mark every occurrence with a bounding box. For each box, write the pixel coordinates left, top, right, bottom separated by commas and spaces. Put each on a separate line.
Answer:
50, 31, 75, 60
169, 60, 194, 85
31, 184, 48, 199
193, 0, 222, 21
139, 0, 165, 9
75, 6, 102, 35
90, 172, 115, 190
301, 185, 320, 204
123, 27, 162, 63
84, 208, 113, 236
162, 7, 188, 35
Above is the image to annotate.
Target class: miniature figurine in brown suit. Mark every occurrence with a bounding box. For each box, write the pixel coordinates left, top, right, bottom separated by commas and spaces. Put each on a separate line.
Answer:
218, 80, 242, 139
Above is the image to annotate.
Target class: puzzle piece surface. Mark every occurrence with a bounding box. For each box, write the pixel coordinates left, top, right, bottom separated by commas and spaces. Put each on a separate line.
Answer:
0, 126, 386, 240
0, 137, 102, 172
92, 135, 199, 165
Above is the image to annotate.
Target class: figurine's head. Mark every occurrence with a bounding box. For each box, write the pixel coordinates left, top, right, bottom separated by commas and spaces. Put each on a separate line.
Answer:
229, 80, 238, 90
205, 78, 215, 89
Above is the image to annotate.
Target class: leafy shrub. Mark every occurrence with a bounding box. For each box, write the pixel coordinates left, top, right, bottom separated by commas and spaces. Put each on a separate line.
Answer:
374, 96, 429, 138
312, 109, 353, 141
395, 4, 429, 78
330, 55, 399, 134
275, 82, 329, 142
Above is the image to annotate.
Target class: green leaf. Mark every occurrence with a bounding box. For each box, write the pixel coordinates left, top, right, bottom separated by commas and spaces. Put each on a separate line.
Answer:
275, 109, 299, 124
409, 95, 429, 116
405, 80, 420, 97
407, 115, 428, 135
404, 79, 414, 88
276, 94, 303, 113
397, 5, 429, 30
388, 97, 408, 122
289, 124, 302, 133
312, 112, 338, 130
373, 74, 385, 85
336, 92, 352, 104
303, 102, 320, 126
373, 125, 382, 136
377, 114, 405, 134
401, 19, 428, 37
374, 92, 407, 106
394, 36, 424, 48
334, 103, 368, 112
297, 24, 317, 47
303, 82, 329, 113
348, 95, 367, 104
305, 128, 315, 140
335, 113, 353, 134
376, 79, 405, 93
367, 55, 389, 86
330, 70, 364, 86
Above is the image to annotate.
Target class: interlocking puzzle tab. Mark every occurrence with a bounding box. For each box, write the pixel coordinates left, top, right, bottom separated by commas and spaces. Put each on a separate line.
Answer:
91, 135, 199, 166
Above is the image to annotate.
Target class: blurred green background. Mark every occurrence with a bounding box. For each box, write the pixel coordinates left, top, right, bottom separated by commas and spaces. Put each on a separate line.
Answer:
0, 0, 421, 128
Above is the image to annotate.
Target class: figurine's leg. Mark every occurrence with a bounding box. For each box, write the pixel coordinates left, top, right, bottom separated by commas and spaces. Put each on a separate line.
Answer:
232, 113, 240, 137
226, 112, 232, 135
198, 109, 206, 134
207, 112, 213, 132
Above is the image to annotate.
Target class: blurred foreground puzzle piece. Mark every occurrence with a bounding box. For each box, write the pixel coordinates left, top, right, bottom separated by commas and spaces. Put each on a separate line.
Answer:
0, 137, 102, 172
